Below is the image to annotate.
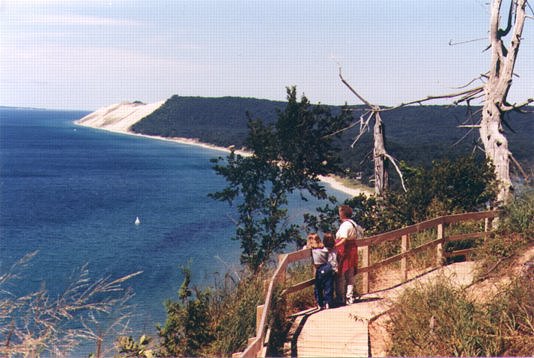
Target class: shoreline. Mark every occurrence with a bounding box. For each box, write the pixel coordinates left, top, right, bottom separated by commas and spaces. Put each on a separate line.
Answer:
75, 120, 371, 198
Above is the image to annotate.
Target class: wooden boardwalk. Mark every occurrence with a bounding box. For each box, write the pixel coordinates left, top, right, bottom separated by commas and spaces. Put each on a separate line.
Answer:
291, 261, 477, 357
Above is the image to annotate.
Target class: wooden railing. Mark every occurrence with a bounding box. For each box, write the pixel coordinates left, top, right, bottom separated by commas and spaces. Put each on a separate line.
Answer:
235, 210, 500, 357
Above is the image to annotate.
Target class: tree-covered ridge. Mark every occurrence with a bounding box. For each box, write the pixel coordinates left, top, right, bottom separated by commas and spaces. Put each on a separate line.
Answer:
131, 95, 286, 148
132, 96, 534, 185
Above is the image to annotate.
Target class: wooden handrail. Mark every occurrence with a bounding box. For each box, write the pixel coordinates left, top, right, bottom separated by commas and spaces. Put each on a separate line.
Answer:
237, 210, 500, 357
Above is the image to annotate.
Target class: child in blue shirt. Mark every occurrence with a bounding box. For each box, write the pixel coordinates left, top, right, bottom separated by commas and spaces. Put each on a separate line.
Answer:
308, 232, 338, 309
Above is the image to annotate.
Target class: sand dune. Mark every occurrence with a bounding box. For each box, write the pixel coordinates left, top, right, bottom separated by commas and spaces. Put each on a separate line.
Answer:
76, 100, 165, 133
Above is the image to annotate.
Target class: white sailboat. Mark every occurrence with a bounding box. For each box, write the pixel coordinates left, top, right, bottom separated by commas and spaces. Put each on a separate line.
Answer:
134, 216, 141, 225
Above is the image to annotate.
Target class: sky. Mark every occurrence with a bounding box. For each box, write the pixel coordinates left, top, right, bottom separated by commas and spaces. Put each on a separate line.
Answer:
1, 0, 532, 111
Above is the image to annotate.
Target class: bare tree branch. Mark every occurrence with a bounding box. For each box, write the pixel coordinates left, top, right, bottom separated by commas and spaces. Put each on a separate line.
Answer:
452, 73, 488, 89
498, 0, 515, 37
509, 153, 530, 181
500, 97, 534, 111
448, 37, 487, 46
386, 86, 485, 109
452, 126, 477, 147
383, 153, 407, 192
453, 87, 485, 105
338, 67, 376, 108
350, 111, 374, 147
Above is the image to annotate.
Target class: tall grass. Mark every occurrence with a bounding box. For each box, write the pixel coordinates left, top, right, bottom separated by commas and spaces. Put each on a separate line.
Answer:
474, 189, 533, 277
499, 188, 534, 238
208, 272, 266, 355
386, 189, 534, 356
387, 272, 533, 356
152, 267, 266, 357
0, 252, 141, 357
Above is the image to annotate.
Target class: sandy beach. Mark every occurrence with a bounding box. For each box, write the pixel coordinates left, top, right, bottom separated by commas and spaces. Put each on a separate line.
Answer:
75, 101, 371, 197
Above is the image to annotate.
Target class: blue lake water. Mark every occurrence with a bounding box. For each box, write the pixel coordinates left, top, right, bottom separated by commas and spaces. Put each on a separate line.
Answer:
0, 107, 348, 352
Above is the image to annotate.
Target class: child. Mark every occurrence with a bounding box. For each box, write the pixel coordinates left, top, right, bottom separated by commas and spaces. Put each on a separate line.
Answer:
309, 232, 338, 309
305, 232, 323, 250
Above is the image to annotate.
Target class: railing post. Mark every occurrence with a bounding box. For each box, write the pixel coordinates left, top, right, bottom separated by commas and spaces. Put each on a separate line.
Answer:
485, 215, 495, 234
277, 254, 287, 282
256, 304, 264, 337
401, 234, 409, 282
436, 223, 444, 266
361, 245, 369, 294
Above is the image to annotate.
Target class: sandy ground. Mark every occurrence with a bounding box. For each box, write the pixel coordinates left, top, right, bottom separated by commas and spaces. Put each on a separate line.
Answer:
76, 101, 371, 197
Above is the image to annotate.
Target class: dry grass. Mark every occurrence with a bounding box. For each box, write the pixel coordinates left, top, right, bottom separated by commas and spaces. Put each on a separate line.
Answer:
0, 251, 141, 357
381, 243, 534, 357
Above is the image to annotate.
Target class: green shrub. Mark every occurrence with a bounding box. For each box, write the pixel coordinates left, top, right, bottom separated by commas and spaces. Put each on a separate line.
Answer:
382, 156, 496, 227
156, 267, 215, 357
305, 156, 497, 236
115, 335, 154, 358
208, 273, 266, 355
499, 188, 534, 238
154, 266, 266, 357
474, 189, 532, 276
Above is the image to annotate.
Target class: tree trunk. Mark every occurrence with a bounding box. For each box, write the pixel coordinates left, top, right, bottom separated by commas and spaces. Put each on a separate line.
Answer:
373, 113, 388, 196
480, 0, 527, 205
480, 101, 512, 204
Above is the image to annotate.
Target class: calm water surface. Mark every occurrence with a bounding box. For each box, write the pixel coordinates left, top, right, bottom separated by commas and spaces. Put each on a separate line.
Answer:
0, 108, 348, 353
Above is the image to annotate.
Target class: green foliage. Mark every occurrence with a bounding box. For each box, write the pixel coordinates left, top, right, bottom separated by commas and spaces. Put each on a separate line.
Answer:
474, 189, 533, 276
132, 97, 534, 188
498, 188, 534, 237
208, 273, 266, 355
304, 194, 387, 235
155, 267, 265, 357
115, 335, 154, 358
210, 87, 352, 271
387, 272, 534, 356
157, 266, 214, 357
382, 156, 496, 225
305, 155, 497, 235
131, 95, 286, 148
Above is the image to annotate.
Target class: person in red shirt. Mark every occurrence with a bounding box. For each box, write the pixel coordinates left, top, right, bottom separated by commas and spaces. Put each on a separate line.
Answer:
335, 205, 364, 305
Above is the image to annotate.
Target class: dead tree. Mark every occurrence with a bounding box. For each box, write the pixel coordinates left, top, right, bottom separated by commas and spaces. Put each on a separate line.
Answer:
338, 0, 532, 204
373, 112, 389, 195
339, 71, 406, 196
479, 0, 531, 204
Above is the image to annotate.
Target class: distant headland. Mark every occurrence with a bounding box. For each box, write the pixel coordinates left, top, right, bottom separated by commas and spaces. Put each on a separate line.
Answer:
75, 95, 533, 194
75, 98, 371, 197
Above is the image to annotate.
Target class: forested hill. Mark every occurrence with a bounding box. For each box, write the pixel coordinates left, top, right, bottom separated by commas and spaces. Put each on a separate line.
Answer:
132, 95, 533, 184
131, 95, 286, 147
